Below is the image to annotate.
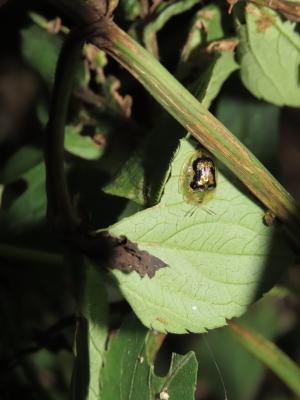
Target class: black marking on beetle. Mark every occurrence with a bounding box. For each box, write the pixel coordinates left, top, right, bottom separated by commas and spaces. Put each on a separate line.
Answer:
190, 156, 217, 192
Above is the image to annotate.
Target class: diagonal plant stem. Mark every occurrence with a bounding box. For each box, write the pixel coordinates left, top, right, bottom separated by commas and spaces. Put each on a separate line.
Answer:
227, 320, 300, 397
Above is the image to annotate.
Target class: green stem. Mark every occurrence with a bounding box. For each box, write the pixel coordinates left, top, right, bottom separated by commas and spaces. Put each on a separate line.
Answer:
45, 27, 88, 233
89, 19, 300, 240
228, 320, 300, 397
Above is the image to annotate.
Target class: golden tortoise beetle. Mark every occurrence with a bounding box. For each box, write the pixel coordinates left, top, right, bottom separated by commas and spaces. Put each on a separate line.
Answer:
180, 149, 217, 206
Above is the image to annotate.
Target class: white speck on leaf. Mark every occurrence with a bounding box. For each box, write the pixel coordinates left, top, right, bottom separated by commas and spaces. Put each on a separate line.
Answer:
160, 388, 170, 400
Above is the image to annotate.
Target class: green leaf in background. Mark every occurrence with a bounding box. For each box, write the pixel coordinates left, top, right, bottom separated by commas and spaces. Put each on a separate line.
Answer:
118, 0, 141, 21
216, 95, 279, 172
21, 24, 63, 86
37, 100, 108, 161
152, 351, 198, 400
82, 262, 108, 400
0, 146, 43, 184
21, 23, 88, 88
237, 4, 300, 107
180, 4, 225, 63
71, 258, 108, 400
100, 314, 151, 400
65, 125, 104, 160
2, 162, 46, 232
150, 352, 198, 400
143, 0, 200, 56
103, 150, 146, 205
195, 50, 239, 109
106, 138, 292, 333
29, 349, 73, 400
101, 75, 132, 118
100, 314, 198, 400
102, 114, 182, 207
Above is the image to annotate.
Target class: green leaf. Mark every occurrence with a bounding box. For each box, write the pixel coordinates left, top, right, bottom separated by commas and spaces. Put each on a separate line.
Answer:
21, 24, 88, 88
3, 162, 46, 232
100, 314, 151, 399
65, 126, 104, 160
196, 51, 239, 109
200, 4, 224, 43
144, 0, 200, 56
151, 352, 198, 400
103, 151, 146, 205
71, 258, 108, 400
101, 75, 132, 118
82, 263, 108, 400
21, 24, 62, 86
237, 4, 300, 106
216, 95, 279, 172
0, 146, 43, 184
100, 314, 198, 399
181, 4, 225, 63
106, 138, 291, 333
119, 0, 141, 20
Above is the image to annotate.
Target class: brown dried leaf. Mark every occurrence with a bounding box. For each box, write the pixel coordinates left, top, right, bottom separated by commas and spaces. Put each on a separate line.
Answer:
207, 38, 239, 53
108, 235, 168, 278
